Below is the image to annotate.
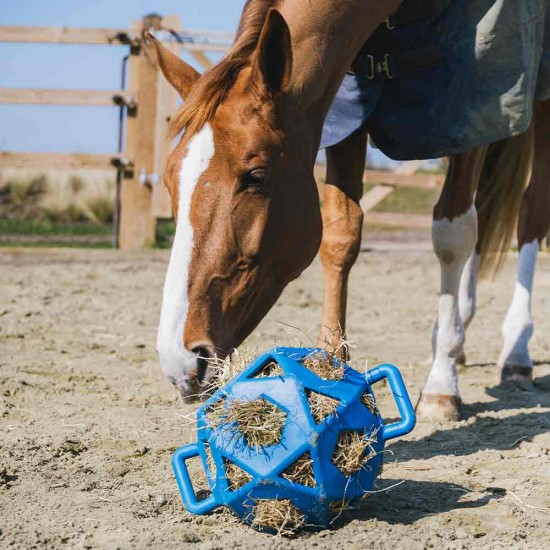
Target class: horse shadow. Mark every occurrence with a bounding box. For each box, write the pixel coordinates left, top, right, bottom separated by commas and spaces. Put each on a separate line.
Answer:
386, 374, 550, 465
330, 478, 501, 527
330, 375, 549, 527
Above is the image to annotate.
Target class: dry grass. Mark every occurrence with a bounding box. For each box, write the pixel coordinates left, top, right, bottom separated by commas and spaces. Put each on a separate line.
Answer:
302, 350, 345, 381
0, 168, 115, 224
205, 397, 228, 429
254, 360, 284, 378
204, 443, 216, 478
224, 460, 252, 491
204, 349, 258, 394
281, 452, 316, 488
361, 391, 380, 416
306, 390, 340, 424
332, 429, 379, 476
251, 499, 305, 536
224, 397, 286, 449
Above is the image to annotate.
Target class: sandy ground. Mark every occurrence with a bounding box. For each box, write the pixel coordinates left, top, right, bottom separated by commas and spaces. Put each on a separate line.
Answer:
1, 245, 549, 549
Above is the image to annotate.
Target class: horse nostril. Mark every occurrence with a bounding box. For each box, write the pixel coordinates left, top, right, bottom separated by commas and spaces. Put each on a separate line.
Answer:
191, 346, 212, 384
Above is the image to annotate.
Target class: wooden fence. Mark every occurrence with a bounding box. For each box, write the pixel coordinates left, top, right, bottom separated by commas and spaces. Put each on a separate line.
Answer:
0, 13, 230, 249
0, 14, 448, 248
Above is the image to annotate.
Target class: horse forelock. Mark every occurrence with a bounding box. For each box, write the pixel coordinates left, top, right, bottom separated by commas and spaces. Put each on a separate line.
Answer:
168, 0, 279, 139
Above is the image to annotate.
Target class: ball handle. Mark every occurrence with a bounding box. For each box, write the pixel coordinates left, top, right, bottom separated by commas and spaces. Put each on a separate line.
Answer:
172, 444, 218, 515
365, 364, 416, 441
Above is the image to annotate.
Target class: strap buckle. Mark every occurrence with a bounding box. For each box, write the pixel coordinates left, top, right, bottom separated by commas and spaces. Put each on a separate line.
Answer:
367, 54, 395, 80
384, 17, 395, 30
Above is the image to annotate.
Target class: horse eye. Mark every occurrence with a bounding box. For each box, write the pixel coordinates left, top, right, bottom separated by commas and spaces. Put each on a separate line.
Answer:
242, 168, 267, 190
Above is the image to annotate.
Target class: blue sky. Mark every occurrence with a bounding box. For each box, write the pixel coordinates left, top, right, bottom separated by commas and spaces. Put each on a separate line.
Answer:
1, 0, 398, 166
1, 1, 243, 154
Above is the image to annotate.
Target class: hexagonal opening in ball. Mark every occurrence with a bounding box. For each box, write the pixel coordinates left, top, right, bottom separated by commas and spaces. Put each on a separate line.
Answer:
305, 389, 340, 424
331, 428, 379, 476
302, 350, 345, 380
225, 397, 287, 449
251, 499, 305, 535
281, 451, 316, 488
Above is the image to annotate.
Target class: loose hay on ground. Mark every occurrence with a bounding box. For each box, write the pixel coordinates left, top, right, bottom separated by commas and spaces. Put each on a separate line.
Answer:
306, 390, 340, 423
332, 429, 379, 476
252, 499, 305, 536
281, 452, 316, 488
225, 397, 287, 449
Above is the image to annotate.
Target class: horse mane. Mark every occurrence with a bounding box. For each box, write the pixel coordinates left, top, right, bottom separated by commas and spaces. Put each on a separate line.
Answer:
168, 0, 278, 138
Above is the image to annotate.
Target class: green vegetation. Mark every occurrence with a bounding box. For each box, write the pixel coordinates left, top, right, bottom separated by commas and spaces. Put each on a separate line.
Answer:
154, 219, 176, 249
365, 184, 438, 215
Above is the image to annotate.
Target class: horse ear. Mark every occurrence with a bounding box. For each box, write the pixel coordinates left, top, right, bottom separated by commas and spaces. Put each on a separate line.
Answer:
143, 32, 200, 99
251, 9, 292, 95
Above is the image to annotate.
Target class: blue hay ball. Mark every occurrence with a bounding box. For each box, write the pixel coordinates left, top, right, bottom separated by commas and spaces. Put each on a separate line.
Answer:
172, 347, 416, 531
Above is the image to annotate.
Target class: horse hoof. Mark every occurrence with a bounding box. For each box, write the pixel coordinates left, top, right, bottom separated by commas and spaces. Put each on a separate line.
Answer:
415, 393, 462, 421
498, 365, 533, 386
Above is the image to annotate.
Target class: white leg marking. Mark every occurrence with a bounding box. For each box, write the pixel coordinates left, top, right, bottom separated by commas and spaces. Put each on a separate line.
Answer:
424, 206, 478, 396
498, 239, 538, 368
157, 124, 215, 386
458, 252, 480, 330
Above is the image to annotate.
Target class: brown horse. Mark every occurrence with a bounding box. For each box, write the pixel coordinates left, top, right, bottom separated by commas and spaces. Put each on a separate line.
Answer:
149, 0, 401, 397
149, 1, 549, 420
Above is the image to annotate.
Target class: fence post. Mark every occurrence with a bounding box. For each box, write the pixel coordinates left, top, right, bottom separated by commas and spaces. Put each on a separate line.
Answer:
119, 13, 161, 250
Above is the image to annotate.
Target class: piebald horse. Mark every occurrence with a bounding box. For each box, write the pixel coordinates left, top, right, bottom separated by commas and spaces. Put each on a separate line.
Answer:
148, 0, 549, 420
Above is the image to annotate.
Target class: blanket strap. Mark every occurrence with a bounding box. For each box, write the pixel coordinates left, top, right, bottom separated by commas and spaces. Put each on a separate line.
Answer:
350, 0, 449, 79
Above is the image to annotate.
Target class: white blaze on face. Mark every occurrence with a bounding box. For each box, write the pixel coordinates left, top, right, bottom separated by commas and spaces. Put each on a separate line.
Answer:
498, 239, 538, 368
157, 124, 215, 387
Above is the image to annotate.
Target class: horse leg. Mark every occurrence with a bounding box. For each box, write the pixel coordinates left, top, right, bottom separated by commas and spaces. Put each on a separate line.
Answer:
319, 130, 367, 355
416, 147, 487, 420
456, 251, 480, 365
498, 100, 550, 382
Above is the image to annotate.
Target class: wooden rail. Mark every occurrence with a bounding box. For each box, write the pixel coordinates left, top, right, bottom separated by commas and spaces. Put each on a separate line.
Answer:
0, 25, 230, 51
314, 162, 443, 230
0, 152, 125, 170
0, 88, 134, 107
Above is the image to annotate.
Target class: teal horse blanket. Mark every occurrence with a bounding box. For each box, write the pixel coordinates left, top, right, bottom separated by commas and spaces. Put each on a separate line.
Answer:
320, 0, 549, 160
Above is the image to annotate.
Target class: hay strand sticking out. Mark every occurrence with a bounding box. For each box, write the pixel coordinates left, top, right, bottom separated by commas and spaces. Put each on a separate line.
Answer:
332, 429, 379, 476
254, 360, 284, 378
361, 391, 380, 416
302, 350, 345, 380
306, 390, 340, 424
224, 459, 252, 491
205, 349, 258, 393
205, 397, 227, 428
281, 452, 316, 488
252, 499, 305, 536
225, 397, 286, 449
204, 443, 216, 478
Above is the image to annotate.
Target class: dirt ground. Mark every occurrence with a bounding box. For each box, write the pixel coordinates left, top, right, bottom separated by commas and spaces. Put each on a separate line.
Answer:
1, 245, 549, 549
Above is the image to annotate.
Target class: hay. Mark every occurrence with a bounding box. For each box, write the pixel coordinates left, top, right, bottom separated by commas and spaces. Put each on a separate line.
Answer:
205, 397, 227, 428
205, 349, 258, 393
254, 360, 284, 378
361, 391, 380, 416
224, 459, 252, 491
332, 428, 379, 476
204, 443, 216, 478
329, 499, 353, 523
225, 397, 286, 449
252, 499, 305, 536
302, 350, 345, 380
281, 452, 316, 488
306, 390, 340, 423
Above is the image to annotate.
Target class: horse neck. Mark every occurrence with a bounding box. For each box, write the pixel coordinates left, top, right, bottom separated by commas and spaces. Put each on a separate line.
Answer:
279, 0, 401, 113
